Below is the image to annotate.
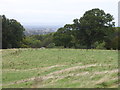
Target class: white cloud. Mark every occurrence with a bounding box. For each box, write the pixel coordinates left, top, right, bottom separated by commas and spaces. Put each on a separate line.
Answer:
0, 0, 119, 26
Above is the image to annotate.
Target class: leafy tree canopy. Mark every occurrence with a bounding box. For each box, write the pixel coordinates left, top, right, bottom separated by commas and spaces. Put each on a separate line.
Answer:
2, 15, 25, 49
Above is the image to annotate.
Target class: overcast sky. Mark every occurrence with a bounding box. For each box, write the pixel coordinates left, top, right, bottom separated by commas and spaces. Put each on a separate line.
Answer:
0, 0, 119, 26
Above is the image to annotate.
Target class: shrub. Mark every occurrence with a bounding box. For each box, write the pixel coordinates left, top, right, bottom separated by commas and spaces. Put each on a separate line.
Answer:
94, 41, 106, 49
47, 43, 56, 48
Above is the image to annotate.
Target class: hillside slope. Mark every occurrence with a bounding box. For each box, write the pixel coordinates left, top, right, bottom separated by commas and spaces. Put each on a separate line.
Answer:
2, 49, 118, 88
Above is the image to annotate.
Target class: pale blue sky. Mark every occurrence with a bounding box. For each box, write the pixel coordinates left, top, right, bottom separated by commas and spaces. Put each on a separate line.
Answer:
0, 0, 119, 26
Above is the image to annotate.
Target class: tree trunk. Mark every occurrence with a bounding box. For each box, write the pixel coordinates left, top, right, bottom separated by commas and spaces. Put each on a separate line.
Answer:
64, 46, 67, 48
87, 42, 91, 49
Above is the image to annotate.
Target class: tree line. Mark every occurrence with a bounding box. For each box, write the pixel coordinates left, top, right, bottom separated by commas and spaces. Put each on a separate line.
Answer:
2, 8, 120, 49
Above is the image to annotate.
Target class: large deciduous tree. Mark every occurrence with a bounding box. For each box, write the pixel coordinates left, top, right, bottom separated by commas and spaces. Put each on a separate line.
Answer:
53, 8, 115, 49
73, 8, 115, 49
53, 25, 73, 48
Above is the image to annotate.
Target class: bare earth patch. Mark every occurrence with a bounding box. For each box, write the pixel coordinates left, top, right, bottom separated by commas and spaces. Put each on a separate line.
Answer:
2, 63, 118, 87
3, 65, 66, 72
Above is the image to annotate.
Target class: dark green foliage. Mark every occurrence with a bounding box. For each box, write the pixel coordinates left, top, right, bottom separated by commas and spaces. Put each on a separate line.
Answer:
53, 25, 73, 48
73, 8, 115, 49
2, 8, 118, 49
53, 8, 116, 49
46, 43, 56, 48
21, 33, 54, 48
94, 41, 106, 49
105, 27, 120, 50
2, 15, 25, 49
21, 36, 41, 48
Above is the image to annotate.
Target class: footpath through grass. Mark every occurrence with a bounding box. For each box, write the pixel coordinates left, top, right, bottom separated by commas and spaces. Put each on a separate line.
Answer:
2, 48, 118, 88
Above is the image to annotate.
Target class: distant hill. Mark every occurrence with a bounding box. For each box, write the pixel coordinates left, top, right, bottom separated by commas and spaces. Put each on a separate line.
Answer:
24, 25, 60, 35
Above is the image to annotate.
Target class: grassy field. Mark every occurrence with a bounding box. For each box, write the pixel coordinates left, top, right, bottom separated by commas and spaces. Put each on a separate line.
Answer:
2, 48, 118, 88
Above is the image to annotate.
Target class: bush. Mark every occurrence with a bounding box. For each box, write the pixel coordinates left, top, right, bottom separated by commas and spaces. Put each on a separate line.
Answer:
47, 43, 56, 48
94, 41, 106, 49
21, 44, 30, 48
111, 36, 119, 50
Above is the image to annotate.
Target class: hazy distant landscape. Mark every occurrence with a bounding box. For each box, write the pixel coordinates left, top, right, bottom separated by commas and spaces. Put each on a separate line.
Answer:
24, 25, 59, 35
